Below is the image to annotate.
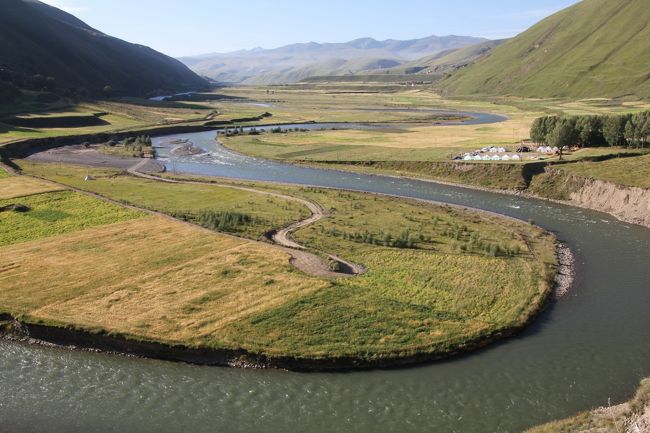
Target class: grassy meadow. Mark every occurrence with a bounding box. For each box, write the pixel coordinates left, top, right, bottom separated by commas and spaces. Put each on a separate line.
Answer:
0, 175, 63, 199
3, 163, 557, 361
555, 154, 650, 189
17, 161, 309, 239
229, 187, 556, 358
0, 190, 142, 246
0, 216, 328, 348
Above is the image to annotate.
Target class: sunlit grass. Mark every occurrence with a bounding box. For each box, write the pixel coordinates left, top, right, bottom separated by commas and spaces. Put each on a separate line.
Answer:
0, 176, 63, 199
0, 190, 143, 246
18, 161, 309, 239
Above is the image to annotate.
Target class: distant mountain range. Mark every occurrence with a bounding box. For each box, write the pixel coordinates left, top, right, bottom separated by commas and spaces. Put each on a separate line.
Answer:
0, 0, 207, 98
368, 40, 506, 77
441, 0, 650, 99
179, 35, 487, 85
1, 0, 646, 101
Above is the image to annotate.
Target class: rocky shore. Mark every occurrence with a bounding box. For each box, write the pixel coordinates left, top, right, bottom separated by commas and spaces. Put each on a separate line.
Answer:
554, 242, 576, 298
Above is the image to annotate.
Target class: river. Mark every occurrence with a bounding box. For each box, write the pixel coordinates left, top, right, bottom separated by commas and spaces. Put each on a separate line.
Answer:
1, 127, 649, 433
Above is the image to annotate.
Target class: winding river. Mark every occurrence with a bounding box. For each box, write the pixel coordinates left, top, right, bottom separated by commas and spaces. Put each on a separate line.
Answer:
2, 124, 650, 433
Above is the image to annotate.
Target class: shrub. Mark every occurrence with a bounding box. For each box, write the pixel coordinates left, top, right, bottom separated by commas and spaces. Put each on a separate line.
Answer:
196, 210, 254, 233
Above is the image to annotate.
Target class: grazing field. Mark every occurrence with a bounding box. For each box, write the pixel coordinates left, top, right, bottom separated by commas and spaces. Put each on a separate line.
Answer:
18, 161, 309, 239
0, 190, 142, 246
218, 87, 650, 166
554, 154, 650, 189
228, 187, 556, 358
8, 162, 557, 361
0, 176, 63, 199
0, 216, 328, 348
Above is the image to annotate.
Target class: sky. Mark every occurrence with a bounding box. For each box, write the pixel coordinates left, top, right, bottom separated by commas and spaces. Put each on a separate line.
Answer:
39, 0, 582, 57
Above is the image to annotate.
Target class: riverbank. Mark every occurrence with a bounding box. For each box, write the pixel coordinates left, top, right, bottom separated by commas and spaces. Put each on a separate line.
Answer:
0, 239, 570, 372
0, 232, 573, 371
525, 378, 650, 433
2, 159, 561, 371
296, 159, 650, 229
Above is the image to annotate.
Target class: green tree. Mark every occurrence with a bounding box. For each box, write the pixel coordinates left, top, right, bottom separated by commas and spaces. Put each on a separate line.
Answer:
530, 117, 546, 143
547, 121, 577, 160
575, 116, 604, 148
641, 117, 650, 148
602, 116, 627, 147
624, 120, 637, 148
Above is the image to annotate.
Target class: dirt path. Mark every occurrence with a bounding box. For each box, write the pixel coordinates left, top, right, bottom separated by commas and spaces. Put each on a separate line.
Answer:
17, 147, 365, 277
127, 161, 365, 277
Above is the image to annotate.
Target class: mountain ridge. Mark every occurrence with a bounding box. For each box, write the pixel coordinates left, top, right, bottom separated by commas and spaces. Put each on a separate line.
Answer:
0, 0, 207, 97
180, 35, 487, 85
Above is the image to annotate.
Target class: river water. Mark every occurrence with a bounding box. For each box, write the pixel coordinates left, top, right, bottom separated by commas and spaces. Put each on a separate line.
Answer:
1, 127, 649, 433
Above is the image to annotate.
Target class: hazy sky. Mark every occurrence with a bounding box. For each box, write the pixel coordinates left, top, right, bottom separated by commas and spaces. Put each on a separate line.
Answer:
39, 0, 582, 57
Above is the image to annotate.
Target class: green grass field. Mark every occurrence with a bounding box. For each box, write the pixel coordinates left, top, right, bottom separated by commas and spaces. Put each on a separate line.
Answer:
0, 190, 142, 246
8, 162, 557, 362
228, 187, 556, 358
555, 154, 650, 189
18, 161, 309, 239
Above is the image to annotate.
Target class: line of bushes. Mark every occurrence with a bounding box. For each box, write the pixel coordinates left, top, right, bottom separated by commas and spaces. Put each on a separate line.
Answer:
196, 210, 254, 233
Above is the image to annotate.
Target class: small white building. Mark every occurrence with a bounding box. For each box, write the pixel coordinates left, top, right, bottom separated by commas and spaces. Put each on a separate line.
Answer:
501, 155, 511, 161
511, 154, 521, 161
490, 155, 501, 161
474, 155, 483, 161
463, 155, 473, 161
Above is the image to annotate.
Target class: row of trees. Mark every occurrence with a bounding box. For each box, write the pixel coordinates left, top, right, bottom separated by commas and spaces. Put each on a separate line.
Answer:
531, 111, 650, 149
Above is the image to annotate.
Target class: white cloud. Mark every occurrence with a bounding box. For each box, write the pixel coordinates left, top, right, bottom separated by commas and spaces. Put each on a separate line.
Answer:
38, 0, 86, 14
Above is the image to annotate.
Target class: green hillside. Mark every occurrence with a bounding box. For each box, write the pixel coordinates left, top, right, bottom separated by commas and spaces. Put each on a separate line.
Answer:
442, 0, 650, 99
0, 0, 207, 97
372, 40, 505, 76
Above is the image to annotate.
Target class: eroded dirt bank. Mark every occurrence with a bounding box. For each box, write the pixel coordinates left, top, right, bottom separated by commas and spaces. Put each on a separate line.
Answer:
529, 167, 650, 228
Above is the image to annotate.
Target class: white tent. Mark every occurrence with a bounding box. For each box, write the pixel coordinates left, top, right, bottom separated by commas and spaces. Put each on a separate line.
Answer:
501, 155, 511, 161
511, 154, 521, 161
463, 155, 473, 161
491, 155, 501, 161
474, 155, 483, 161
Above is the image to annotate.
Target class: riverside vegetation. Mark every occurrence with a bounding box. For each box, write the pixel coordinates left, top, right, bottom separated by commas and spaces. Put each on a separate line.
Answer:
1, 161, 557, 364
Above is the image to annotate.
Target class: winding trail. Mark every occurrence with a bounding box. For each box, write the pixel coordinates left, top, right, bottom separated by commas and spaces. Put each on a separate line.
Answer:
128, 159, 364, 277
18, 147, 366, 277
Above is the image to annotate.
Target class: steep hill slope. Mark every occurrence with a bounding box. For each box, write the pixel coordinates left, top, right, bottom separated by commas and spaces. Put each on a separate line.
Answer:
181, 35, 486, 85
0, 0, 207, 97
442, 0, 650, 99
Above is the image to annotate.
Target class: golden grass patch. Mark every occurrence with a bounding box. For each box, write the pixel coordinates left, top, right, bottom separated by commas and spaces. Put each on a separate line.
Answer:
0, 176, 63, 199
0, 216, 329, 348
